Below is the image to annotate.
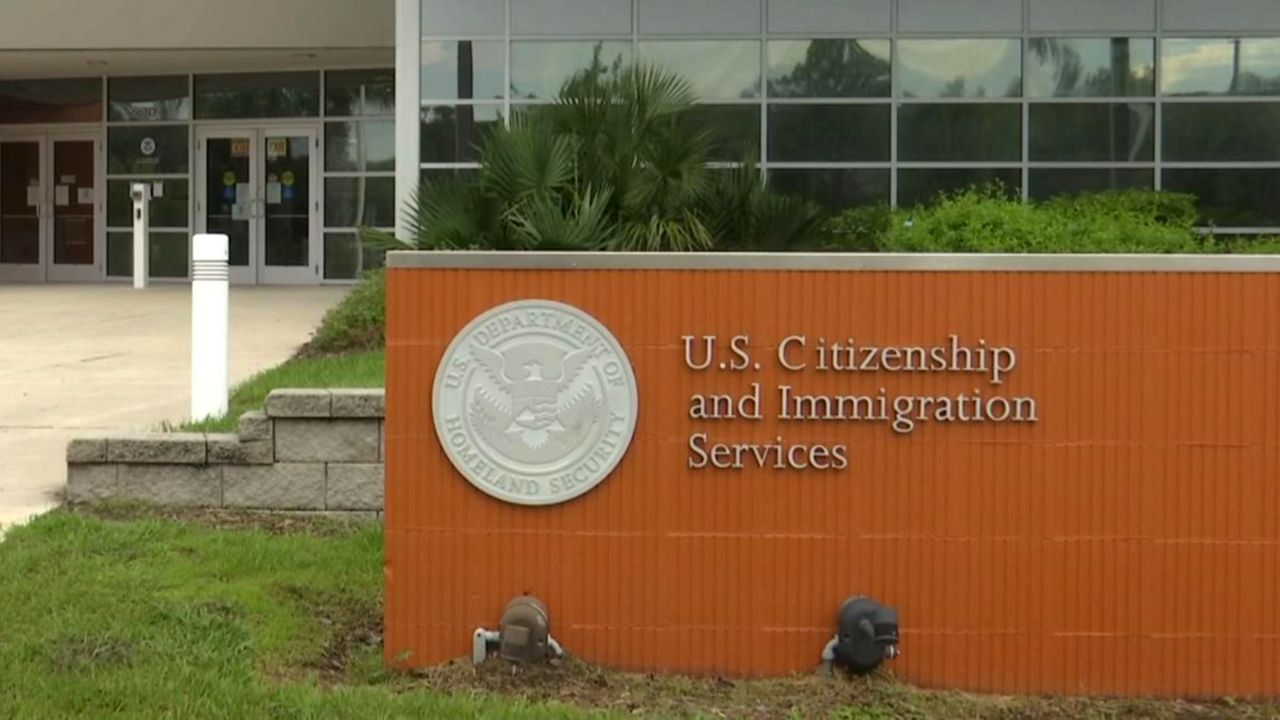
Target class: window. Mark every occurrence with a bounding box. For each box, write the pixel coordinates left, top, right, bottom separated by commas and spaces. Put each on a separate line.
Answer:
324, 178, 396, 228
107, 180, 189, 228
422, 41, 505, 101
768, 40, 891, 98
108, 76, 190, 122
323, 68, 396, 280
1163, 103, 1280, 161
768, 105, 890, 162
682, 105, 760, 163
107, 126, 189, 175
1162, 170, 1280, 226
326, 69, 395, 117
1029, 169, 1153, 200
1162, 38, 1280, 96
194, 72, 319, 119
510, 41, 632, 100
421, 105, 504, 163
1025, 38, 1155, 97
770, 169, 890, 210
1029, 104, 1155, 162
638, 41, 761, 100
326, 121, 396, 172
0, 78, 101, 124
898, 168, 1022, 207
898, 40, 1022, 98
898, 105, 1022, 161
106, 231, 189, 278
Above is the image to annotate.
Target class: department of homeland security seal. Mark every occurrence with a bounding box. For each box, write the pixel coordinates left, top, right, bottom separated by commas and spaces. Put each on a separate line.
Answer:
433, 300, 638, 506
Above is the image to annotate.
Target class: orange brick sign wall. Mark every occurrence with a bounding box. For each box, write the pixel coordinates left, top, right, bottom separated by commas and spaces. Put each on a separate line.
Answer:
385, 254, 1280, 697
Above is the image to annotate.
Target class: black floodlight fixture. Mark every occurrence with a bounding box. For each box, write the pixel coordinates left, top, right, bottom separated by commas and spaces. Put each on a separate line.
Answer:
472, 594, 565, 664
821, 596, 900, 674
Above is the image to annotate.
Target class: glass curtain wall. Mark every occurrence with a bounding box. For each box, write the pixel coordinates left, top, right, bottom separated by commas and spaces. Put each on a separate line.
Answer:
419, 0, 1280, 231
323, 69, 396, 280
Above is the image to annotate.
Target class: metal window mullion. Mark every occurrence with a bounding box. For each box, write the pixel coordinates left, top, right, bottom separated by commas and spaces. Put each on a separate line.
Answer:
767, 97, 895, 105
762, 160, 896, 167
897, 162, 1025, 168
323, 171, 397, 178
1024, 96, 1158, 103
105, 175, 190, 181
1027, 162, 1158, 169
759, 0, 768, 179
1154, 2, 1163, 190
1162, 162, 1280, 168
1162, 95, 1280, 103
897, 97, 1027, 104
1020, 6, 1029, 202
889, 3, 899, 208
504, 0, 512, 124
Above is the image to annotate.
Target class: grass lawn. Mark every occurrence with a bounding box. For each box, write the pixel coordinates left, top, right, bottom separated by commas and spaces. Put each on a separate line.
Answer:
0, 508, 585, 719
180, 350, 385, 433
1, 509, 1275, 719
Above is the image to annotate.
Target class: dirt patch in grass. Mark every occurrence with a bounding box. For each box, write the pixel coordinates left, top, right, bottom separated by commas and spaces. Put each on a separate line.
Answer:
44, 635, 135, 674
271, 583, 384, 683
398, 659, 1275, 720
73, 503, 375, 538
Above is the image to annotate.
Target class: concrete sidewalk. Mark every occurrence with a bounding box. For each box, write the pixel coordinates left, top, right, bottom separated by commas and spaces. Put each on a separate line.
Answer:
0, 284, 348, 534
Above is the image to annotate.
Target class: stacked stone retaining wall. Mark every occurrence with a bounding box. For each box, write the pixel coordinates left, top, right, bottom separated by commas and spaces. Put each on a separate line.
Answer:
66, 389, 385, 518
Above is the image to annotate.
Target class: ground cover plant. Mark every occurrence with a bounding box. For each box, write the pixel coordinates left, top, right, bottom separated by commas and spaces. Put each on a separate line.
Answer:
1, 507, 1276, 719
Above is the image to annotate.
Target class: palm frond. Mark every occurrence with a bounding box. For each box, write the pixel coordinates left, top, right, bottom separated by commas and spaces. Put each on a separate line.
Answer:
507, 186, 615, 250
480, 119, 578, 203
613, 210, 713, 252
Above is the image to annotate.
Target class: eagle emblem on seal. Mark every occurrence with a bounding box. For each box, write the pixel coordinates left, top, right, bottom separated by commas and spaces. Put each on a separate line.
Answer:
466, 341, 608, 465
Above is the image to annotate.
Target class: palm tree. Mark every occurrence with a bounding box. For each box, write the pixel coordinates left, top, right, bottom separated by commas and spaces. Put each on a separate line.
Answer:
365, 63, 824, 253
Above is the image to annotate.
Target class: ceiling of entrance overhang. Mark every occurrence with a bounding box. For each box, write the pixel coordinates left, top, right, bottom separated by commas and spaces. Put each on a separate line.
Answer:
0, 48, 394, 80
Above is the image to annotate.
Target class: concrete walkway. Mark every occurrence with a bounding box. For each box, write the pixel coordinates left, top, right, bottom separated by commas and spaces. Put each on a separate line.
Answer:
0, 284, 349, 534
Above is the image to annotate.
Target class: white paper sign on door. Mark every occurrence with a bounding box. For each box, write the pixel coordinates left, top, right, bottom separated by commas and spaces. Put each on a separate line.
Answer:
266, 182, 283, 204
26, 186, 39, 207
55, 185, 70, 206
77, 187, 94, 204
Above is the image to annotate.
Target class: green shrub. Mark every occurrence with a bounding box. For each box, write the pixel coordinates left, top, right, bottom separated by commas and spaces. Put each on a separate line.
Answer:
823, 204, 893, 251
1225, 236, 1280, 254
300, 270, 386, 357
827, 187, 1219, 254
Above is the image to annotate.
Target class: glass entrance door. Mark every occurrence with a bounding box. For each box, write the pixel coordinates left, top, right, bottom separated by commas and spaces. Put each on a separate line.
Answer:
47, 137, 100, 282
200, 131, 257, 284
197, 127, 319, 285
0, 138, 44, 281
259, 132, 317, 284
0, 134, 101, 282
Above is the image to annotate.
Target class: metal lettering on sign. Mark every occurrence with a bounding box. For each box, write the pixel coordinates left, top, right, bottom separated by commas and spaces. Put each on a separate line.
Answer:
433, 300, 638, 506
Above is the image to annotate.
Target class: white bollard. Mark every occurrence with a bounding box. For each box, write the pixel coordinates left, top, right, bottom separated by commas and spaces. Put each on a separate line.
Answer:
131, 183, 150, 289
191, 234, 230, 422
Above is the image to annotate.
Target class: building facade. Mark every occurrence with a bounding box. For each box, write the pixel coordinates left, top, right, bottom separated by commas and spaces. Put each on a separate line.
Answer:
2, 0, 1279, 284
0, 0, 395, 285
